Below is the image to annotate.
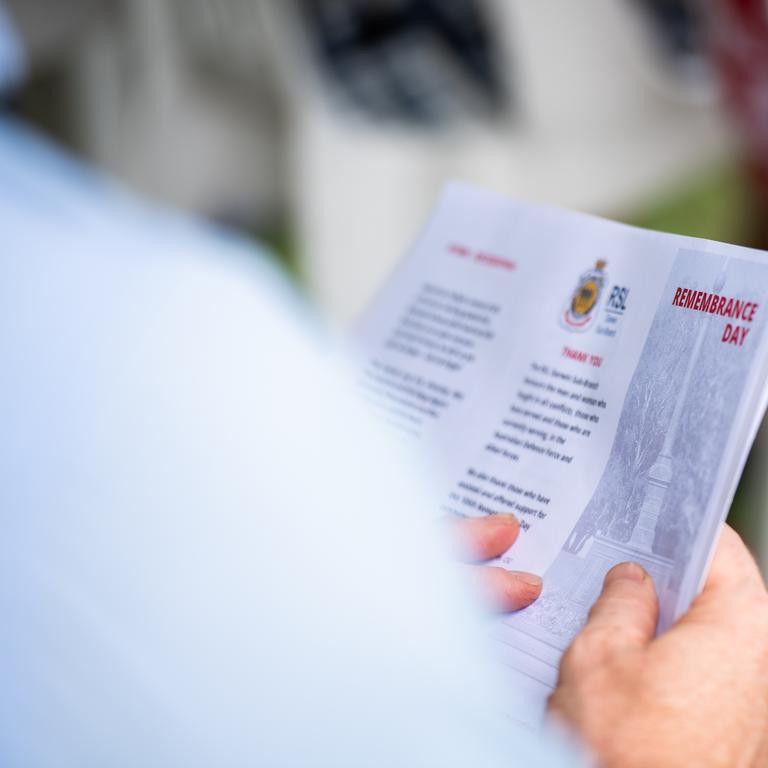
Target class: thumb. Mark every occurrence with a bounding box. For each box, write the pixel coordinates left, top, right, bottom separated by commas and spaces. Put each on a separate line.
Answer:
560, 563, 658, 681
587, 562, 659, 649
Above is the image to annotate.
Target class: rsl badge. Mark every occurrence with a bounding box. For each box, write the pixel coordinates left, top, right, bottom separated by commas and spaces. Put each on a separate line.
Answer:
562, 259, 607, 332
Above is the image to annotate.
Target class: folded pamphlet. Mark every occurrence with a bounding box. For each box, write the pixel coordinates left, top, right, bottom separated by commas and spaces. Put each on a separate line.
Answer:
355, 182, 768, 729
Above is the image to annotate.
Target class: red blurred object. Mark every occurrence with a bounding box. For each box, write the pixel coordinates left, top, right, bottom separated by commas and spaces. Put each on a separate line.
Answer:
708, 0, 768, 230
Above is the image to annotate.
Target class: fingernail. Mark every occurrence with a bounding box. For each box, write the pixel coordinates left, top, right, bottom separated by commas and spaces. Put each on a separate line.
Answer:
607, 562, 646, 584
512, 571, 543, 589
492, 514, 519, 526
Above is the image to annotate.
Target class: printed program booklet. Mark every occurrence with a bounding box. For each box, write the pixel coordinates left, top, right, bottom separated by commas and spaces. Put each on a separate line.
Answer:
355, 182, 768, 729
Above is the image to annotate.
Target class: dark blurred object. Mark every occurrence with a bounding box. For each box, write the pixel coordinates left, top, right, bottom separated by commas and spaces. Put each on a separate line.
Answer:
3, 0, 112, 147
629, 0, 714, 94
631, 0, 704, 58
4, 0, 110, 70
296, 0, 507, 126
707, 0, 768, 246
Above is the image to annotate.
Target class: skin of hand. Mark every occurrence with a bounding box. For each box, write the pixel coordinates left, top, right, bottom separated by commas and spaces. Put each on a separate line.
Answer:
548, 524, 768, 768
453, 514, 543, 612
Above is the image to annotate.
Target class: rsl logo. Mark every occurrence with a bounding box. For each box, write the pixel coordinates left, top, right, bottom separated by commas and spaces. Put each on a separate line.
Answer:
561, 259, 607, 332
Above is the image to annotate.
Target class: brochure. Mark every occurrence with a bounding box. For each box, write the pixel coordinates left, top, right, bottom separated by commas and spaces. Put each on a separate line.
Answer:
355, 182, 768, 728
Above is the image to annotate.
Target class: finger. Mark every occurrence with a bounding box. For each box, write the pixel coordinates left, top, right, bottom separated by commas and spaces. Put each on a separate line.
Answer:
453, 514, 520, 562
471, 565, 542, 612
569, 563, 658, 665
558, 563, 657, 685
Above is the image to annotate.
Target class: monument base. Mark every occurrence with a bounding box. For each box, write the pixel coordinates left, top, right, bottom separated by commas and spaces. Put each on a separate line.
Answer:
565, 535, 675, 612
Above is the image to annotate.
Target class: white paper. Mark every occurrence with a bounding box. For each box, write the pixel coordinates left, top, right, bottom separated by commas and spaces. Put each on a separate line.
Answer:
355, 182, 768, 729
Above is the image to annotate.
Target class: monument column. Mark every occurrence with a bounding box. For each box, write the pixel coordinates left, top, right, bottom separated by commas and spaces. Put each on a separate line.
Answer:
629, 263, 727, 555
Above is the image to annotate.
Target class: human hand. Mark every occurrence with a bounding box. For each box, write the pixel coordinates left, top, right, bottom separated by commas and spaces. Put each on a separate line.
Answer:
452, 514, 543, 612
548, 524, 768, 768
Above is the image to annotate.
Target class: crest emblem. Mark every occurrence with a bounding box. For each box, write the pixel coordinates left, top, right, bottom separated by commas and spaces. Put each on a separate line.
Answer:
562, 260, 607, 332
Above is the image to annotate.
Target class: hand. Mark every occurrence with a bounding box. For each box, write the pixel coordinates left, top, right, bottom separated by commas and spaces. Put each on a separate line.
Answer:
452, 514, 542, 612
548, 524, 768, 768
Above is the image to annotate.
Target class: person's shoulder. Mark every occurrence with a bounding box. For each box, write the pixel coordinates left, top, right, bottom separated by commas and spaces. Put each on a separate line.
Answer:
0, 114, 314, 357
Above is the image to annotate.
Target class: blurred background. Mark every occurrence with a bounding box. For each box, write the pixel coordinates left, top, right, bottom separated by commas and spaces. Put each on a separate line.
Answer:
4, 0, 768, 567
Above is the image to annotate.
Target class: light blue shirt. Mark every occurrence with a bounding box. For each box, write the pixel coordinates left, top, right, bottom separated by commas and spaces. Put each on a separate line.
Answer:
0, 117, 581, 766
